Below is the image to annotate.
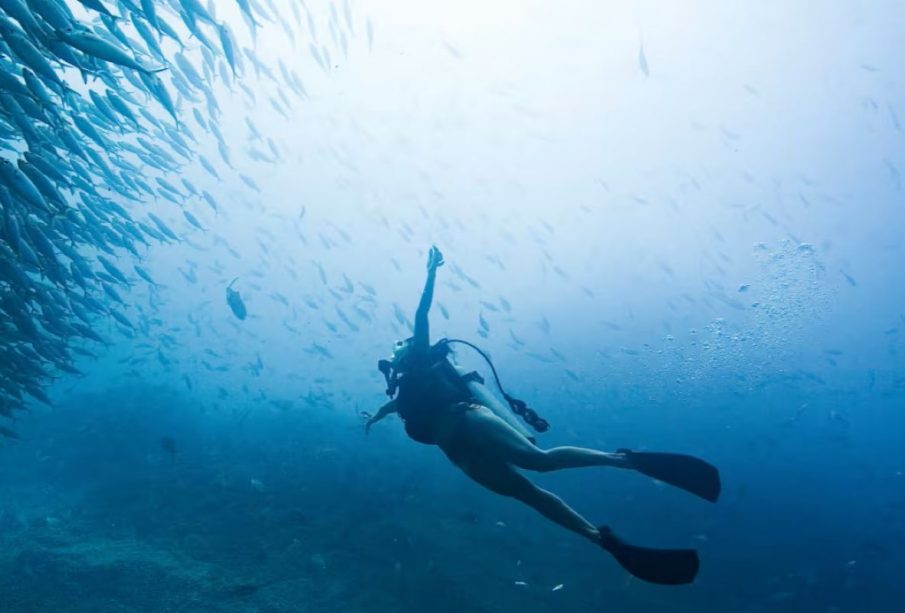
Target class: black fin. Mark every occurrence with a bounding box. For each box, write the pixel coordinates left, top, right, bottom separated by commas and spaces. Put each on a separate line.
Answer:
598, 526, 699, 585
619, 449, 721, 502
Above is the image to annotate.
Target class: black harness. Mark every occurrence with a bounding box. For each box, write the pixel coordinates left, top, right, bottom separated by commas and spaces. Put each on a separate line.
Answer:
378, 338, 550, 434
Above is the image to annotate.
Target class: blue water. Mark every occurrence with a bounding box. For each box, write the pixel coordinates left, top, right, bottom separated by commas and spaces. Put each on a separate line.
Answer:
2, 1, 905, 611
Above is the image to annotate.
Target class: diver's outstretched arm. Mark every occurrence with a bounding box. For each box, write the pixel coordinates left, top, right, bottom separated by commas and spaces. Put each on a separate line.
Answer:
413, 246, 444, 355
365, 399, 398, 433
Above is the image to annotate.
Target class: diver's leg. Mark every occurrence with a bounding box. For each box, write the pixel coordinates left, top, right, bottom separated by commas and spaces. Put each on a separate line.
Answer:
462, 407, 629, 472
441, 438, 701, 585
450, 452, 701, 585
457, 456, 599, 542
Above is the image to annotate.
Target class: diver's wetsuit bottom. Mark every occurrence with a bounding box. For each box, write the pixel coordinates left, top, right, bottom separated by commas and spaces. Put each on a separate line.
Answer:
598, 526, 699, 585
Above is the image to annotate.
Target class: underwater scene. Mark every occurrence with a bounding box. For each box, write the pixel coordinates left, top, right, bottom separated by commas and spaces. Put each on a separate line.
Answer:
2, 1, 905, 611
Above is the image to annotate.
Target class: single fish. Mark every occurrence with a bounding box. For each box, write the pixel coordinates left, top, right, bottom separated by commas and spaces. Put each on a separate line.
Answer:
226, 277, 247, 320
58, 27, 166, 74
638, 41, 650, 76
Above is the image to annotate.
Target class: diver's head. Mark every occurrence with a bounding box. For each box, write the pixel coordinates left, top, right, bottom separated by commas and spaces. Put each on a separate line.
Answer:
377, 337, 414, 397
390, 337, 414, 367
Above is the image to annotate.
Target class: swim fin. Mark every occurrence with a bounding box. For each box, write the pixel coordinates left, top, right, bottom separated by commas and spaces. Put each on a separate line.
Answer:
598, 526, 699, 585
619, 449, 721, 503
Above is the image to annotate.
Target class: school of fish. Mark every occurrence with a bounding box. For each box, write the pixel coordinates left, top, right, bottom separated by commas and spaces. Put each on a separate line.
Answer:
0, 0, 362, 436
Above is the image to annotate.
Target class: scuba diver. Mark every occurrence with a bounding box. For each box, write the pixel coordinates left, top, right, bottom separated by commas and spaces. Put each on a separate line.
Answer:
366, 246, 721, 585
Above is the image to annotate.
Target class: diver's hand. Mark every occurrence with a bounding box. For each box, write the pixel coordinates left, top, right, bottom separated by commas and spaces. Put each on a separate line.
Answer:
427, 246, 444, 272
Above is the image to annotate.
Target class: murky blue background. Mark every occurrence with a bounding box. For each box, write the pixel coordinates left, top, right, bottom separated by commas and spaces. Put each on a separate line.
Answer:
2, 1, 904, 611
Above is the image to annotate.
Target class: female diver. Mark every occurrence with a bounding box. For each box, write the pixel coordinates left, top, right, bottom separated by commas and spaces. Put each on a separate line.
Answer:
365, 246, 720, 585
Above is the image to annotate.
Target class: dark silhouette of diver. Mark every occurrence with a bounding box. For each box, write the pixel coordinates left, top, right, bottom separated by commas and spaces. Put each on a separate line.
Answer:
366, 246, 720, 585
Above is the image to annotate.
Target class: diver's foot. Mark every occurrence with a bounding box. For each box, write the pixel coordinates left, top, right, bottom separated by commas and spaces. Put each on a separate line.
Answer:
597, 525, 700, 585
606, 451, 633, 469
616, 449, 721, 503
597, 525, 617, 548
